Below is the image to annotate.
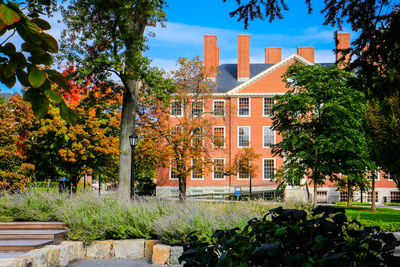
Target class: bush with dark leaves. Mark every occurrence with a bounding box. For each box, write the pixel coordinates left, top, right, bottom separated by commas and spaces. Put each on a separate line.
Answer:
179, 206, 400, 266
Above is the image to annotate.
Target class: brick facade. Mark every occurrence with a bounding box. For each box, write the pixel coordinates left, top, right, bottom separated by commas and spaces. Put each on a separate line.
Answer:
156, 34, 399, 204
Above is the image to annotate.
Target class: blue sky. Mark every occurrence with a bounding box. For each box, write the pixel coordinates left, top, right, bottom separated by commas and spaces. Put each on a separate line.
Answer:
1, 0, 353, 94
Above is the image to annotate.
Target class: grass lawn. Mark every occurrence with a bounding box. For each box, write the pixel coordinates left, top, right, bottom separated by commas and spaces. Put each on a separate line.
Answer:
337, 206, 400, 232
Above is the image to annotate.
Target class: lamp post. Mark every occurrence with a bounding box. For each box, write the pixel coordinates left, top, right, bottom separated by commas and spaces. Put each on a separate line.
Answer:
129, 133, 138, 199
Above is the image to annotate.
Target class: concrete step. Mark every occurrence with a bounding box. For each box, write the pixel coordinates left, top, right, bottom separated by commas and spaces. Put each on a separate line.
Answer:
0, 240, 53, 252
0, 222, 67, 230
0, 230, 67, 244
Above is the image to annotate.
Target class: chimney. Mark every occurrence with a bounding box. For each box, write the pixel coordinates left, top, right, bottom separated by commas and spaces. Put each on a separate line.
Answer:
336, 33, 351, 68
238, 35, 250, 82
204, 35, 218, 80
265, 47, 281, 64
297, 47, 315, 63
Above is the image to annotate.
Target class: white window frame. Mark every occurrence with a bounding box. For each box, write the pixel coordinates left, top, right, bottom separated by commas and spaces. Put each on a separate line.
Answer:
169, 160, 179, 180
238, 97, 251, 117
213, 100, 226, 117
263, 97, 274, 117
191, 159, 204, 180
263, 126, 275, 148
388, 173, 393, 181
213, 158, 225, 180
192, 127, 204, 147
170, 100, 183, 117
238, 126, 251, 148
191, 100, 204, 117
213, 126, 225, 148
263, 158, 275, 180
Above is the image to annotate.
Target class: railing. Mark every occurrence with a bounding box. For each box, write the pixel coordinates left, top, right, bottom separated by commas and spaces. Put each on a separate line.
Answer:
186, 190, 284, 201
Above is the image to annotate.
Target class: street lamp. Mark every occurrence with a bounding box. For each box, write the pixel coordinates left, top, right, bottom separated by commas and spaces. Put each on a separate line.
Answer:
129, 133, 138, 199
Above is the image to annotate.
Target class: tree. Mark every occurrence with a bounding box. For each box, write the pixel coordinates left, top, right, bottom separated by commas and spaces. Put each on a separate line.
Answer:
224, 0, 400, 188
28, 71, 122, 192
335, 174, 369, 207
0, 94, 35, 192
0, 0, 75, 122
225, 148, 261, 200
137, 57, 218, 202
59, 0, 167, 201
272, 64, 372, 203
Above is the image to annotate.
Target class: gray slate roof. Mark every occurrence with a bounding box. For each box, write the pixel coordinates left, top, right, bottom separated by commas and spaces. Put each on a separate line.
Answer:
215, 63, 334, 93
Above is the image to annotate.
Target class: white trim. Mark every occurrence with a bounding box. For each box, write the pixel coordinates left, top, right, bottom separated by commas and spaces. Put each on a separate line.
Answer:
227, 54, 314, 95
212, 126, 226, 148
212, 158, 226, 180
262, 158, 276, 180
191, 100, 204, 117
238, 126, 251, 148
232, 93, 285, 97
238, 97, 251, 117
169, 160, 178, 180
212, 99, 226, 117
191, 159, 204, 180
263, 126, 275, 148
263, 97, 275, 117
170, 100, 183, 118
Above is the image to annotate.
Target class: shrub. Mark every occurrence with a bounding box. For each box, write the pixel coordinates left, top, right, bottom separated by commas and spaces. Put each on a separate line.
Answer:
179, 206, 400, 266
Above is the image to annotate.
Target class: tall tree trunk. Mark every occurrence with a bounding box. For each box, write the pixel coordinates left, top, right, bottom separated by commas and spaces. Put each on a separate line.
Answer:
347, 182, 353, 207
305, 179, 310, 203
178, 173, 187, 203
371, 174, 376, 211
117, 18, 144, 202
117, 83, 137, 202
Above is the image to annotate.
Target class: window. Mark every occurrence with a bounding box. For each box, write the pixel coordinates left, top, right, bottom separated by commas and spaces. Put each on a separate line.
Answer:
238, 98, 250, 116
170, 100, 182, 116
192, 159, 204, 179
238, 159, 250, 180
213, 100, 225, 116
263, 97, 274, 116
340, 192, 349, 202
263, 127, 275, 147
191, 101, 203, 117
213, 159, 225, 180
390, 191, 400, 203
238, 127, 250, 147
263, 159, 275, 180
192, 127, 203, 147
170, 160, 181, 180
367, 192, 379, 203
388, 174, 393, 181
213, 127, 225, 148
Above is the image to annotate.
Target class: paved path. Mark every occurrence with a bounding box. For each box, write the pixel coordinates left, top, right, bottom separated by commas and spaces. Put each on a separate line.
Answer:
68, 259, 182, 267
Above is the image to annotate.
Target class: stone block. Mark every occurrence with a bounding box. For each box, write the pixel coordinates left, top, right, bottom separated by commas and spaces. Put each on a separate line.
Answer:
0, 258, 27, 267
22, 250, 48, 267
85, 240, 114, 258
145, 240, 159, 258
61, 241, 84, 261
152, 244, 171, 265
113, 239, 145, 259
170, 246, 184, 265
31, 245, 61, 267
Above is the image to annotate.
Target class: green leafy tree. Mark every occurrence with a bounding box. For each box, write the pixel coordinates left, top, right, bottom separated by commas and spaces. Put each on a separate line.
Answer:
59, 0, 167, 201
272, 64, 373, 203
0, 0, 75, 122
224, 0, 400, 188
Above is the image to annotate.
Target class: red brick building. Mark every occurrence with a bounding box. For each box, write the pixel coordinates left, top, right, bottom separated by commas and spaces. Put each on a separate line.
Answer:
156, 34, 400, 204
